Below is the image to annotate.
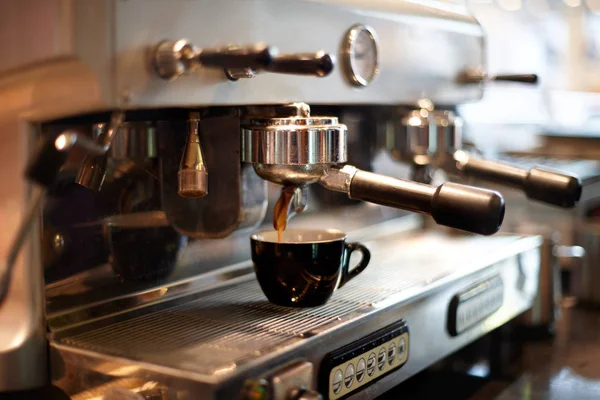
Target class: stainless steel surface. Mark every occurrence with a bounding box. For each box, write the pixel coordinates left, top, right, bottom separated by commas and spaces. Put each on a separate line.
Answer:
0, 0, 531, 395
291, 389, 322, 400
241, 115, 348, 166
49, 229, 542, 399
0, 187, 45, 305
0, 0, 484, 107
520, 230, 562, 330
319, 165, 358, 193
271, 361, 314, 400
178, 114, 208, 198
576, 222, 600, 305
99, 122, 157, 160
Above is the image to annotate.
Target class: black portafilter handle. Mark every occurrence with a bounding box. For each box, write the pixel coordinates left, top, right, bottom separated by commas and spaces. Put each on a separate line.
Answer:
457, 156, 582, 208
347, 170, 505, 236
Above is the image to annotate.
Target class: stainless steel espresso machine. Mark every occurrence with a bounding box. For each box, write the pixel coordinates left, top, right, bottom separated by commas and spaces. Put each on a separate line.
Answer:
0, 1, 582, 399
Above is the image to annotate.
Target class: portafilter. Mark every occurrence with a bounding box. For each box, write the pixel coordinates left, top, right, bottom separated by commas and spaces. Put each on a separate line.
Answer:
241, 104, 505, 236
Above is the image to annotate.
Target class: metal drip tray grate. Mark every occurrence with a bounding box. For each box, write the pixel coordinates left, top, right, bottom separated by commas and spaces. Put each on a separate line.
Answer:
59, 233, 520, 377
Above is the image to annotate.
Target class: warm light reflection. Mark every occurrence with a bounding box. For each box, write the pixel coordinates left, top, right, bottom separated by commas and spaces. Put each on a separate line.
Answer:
213, 363, 237, 375
453, 150, 470, 164
564, 0, 581, 7
54, 134, 69, 151
107, 365, 141, 376
498, 0, 522, 10
408, 116, 423, 126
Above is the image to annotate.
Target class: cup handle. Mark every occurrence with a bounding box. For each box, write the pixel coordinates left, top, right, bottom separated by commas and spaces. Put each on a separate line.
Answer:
339, 242, 371, 288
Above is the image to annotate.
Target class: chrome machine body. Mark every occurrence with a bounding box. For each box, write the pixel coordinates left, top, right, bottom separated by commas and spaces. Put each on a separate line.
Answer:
0, 1, 543, 399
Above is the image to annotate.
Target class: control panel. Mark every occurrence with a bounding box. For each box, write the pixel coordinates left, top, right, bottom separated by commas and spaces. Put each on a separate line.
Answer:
319, 321, 409, 400
447, 275, 504, 336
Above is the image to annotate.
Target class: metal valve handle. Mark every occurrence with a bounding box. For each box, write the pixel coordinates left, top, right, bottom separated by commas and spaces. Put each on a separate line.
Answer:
457, 68, 538, 85
153, 39, 334, 80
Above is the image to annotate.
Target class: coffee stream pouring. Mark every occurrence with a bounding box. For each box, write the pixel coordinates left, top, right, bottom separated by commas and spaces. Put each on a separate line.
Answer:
242, 103, 506, 236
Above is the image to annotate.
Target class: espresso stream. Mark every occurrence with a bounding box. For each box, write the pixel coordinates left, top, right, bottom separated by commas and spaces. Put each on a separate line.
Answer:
273, 186, 297, 242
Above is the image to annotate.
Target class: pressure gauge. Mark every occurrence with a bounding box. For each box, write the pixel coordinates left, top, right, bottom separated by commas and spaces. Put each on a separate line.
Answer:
342, 25, 380, 87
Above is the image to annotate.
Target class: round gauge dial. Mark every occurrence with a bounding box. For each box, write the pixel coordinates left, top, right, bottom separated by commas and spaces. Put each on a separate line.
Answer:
342, 25, 380, 87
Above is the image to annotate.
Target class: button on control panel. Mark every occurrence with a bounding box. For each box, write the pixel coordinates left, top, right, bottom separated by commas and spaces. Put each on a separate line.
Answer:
320, 320, 409, 400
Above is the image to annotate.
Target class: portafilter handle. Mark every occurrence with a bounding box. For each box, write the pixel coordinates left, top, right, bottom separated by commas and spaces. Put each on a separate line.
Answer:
320, 166, 505, 236
453, 151, 582, 208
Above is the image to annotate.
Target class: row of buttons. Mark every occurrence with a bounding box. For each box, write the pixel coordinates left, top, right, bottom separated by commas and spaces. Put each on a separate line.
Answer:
331, 338, 406, 394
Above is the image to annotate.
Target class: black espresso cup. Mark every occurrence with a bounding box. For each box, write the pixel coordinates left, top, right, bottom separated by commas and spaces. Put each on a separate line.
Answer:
250, 229, 371, 307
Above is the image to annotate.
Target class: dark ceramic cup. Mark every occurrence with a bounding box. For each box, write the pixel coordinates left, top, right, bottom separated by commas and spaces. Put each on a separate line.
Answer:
250, 229, 371, 307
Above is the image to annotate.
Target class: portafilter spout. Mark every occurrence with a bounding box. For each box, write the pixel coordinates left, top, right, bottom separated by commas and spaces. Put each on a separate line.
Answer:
242, 104, 505, 235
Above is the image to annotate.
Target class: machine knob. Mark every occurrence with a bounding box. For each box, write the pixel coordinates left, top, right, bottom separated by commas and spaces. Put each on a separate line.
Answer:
288, 388, 323, 400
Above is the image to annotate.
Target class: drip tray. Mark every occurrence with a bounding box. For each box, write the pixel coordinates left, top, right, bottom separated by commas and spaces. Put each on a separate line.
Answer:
55, 232, 531, 379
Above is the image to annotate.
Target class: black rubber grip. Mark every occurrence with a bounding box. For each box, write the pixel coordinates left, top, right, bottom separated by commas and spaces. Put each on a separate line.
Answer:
25, 136, 69, 188
198, 44, 275, 69
523, 167, 582, 208
431, 182, 505, 236
492, 74, 538, 84
348, 170, 505, 235
268, 52, 334, 77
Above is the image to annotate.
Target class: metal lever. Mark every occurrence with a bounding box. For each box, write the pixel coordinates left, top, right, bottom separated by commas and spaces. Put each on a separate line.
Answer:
453, 151, 582, 208
153, 39, 275, 80
457, 68, 538, 85
267, 51, 334, 77
491, 74, 538, 84
321, 166, 505, 236
153, 39, 335, 81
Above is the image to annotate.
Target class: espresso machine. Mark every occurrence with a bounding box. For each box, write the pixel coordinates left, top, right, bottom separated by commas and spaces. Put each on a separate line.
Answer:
0, 0, 581, 399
